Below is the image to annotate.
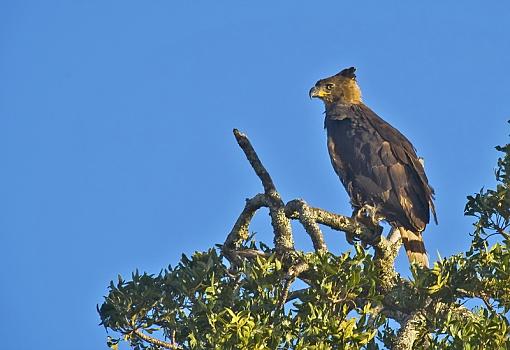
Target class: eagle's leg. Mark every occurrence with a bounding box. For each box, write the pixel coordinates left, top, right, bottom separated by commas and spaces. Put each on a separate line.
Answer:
345, 226, 358, 245
350, 204, 384, 245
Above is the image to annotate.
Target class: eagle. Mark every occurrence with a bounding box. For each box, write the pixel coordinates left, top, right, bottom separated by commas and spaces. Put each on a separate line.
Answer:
309, 67, 437, 267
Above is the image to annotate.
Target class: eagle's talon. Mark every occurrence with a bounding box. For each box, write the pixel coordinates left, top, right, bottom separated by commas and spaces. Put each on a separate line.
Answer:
345, 231, 358, 245
353, 204, 382, 228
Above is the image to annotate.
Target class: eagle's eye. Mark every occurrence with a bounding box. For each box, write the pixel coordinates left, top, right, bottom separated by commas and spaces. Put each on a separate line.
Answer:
325, 83, 334, 90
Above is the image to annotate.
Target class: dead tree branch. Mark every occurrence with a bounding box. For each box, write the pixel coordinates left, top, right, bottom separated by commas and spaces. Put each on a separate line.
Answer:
233, 129, 294, 254
233, 128, 277, 195
222, 193, 269, 264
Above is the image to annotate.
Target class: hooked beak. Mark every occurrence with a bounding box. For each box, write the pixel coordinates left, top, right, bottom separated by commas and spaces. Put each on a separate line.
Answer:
309, 86, 319, 99
309, 86, 327, 99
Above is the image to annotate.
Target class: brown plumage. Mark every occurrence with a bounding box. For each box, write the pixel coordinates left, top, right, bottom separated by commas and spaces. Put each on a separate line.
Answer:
310, 67, 437, 267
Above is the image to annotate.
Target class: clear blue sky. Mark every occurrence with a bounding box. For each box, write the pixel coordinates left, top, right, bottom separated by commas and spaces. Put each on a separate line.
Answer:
1, 1, 509, 349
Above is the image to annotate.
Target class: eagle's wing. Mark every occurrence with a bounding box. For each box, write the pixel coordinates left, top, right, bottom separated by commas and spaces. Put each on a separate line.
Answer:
326, 112, 411, 228
355, 104, 437, 228
325, 104, 434, 266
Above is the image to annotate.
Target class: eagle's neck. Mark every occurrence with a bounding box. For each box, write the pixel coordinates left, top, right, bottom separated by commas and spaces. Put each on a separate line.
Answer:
340, 79, 363, 104
325, 103, 359, 121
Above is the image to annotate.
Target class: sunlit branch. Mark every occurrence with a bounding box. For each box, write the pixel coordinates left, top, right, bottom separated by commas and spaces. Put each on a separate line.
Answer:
133, 328, 182, 350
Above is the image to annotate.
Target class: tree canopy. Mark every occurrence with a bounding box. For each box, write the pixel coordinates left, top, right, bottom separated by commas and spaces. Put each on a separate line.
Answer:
99, 127, 510, 350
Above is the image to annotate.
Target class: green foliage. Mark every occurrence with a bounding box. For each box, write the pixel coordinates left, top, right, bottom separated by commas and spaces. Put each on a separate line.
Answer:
99, 137, 510, 349
99, 243, 384, 349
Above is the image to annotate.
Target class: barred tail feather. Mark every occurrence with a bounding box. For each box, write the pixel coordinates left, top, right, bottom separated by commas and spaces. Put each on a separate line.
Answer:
398, 227, 429, 268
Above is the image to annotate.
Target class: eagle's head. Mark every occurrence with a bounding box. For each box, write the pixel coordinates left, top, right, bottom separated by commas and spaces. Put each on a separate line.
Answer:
309, 67, 362, 105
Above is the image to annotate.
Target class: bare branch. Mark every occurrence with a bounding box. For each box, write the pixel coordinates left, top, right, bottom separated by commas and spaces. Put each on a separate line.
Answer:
276, 260, 310, 312
235, 249, 269, 259
388, 227, 401, 244
286, 203, 379, 246
285, 199, 328, 252
225, 194, 268, 248
392, 311, 425, 350
222, 194, 269, 263
285, 199, 400, 288
380, 307, 408, 325
232, 129, 294, 254
269, 202, 295, 253
233, 129, 277, 194
133, 329, 182, 350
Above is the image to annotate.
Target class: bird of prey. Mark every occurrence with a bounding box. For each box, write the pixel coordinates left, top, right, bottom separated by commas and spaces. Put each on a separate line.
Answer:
309, 67, 437, 267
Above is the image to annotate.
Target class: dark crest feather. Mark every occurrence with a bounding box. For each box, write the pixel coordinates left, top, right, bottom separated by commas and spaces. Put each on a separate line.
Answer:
337, 67, 356, 79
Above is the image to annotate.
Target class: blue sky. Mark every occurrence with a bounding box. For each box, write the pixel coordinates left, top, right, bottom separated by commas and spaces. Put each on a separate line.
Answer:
1, 1, 509, 349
